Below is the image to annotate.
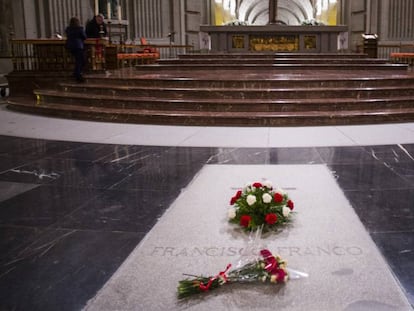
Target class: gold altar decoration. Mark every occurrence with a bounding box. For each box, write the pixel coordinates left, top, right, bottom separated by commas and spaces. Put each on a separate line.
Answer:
249, 35, 299, 52
232, 35, 245, 49
304, 35, 317, 50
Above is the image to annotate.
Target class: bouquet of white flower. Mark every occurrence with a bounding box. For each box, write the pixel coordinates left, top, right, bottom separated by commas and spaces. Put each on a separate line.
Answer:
228, 180, 295, 232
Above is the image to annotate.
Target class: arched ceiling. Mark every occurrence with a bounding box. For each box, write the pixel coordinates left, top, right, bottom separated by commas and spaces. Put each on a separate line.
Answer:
237, 0, 314, 25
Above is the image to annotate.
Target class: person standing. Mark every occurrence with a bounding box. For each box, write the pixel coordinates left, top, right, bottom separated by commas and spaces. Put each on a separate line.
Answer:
65, 17, 87, 82
85, 14, 107, 38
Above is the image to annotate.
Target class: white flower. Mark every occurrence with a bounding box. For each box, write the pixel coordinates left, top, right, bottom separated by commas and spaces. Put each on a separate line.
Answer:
261, 275, 267, 282
243, 182, 252, 193
283, 206, 291, 217
228, 208, 236, 219
263, 180, 273, 189
246, 194, 257, 206
262, 193, 272, 203
275, 187, 287, 195
270, 275, 277, 283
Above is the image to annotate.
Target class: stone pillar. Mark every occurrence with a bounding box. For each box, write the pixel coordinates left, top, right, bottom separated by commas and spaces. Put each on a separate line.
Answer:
0, 0, 13, 56
269, 0, 278, 24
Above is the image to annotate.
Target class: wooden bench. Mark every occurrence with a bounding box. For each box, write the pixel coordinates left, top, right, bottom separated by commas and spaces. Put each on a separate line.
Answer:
390, 52, 414, 67
117, 52, 159, 67
117, 37, 160, 67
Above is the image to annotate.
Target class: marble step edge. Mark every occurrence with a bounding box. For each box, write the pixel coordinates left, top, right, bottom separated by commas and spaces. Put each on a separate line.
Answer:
39, 89, 414, 101
8, 101, 414, 126
9, 98, 414, 117
33, 90, 414, 105
168, 57, 387, 60
8, 70, 411, 82
84, 74, 414, 82
177, 53, 370, 58
57, 83, 414, 93
158, 59, 390, 64
83, 76, 414, 88
135, 63, 408, 70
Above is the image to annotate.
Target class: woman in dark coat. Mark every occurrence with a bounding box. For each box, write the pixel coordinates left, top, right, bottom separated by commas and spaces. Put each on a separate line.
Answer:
65, 17, 87, 82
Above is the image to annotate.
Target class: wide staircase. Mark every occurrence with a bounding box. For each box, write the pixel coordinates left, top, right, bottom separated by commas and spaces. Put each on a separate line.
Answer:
7, 53, 414, 126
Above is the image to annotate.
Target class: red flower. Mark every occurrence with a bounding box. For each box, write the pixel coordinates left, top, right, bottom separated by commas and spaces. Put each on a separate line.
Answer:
276, 268, 286, 282
252, 182, 262, 188
260, 249, 278, 273
235, 190, 242, 199
240, 215, 252, 227
230, 190, 242, 205
260, 249, 287, 281
260, 249, 273, 259
265, 213, 278, 225
287, 200, 294, 210
274, 192, 283, 203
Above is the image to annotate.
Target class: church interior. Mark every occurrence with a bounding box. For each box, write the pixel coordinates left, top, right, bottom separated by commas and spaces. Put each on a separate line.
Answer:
0, 0, 413, 310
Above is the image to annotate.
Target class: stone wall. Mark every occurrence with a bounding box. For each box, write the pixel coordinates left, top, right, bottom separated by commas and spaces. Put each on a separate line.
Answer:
340, 0, 414, 53
380, 0, 414, 41
0, 0, 211, 52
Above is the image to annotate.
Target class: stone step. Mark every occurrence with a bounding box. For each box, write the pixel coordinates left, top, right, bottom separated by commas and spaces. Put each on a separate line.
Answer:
7, 51, 414, 127
34, 89, 414, 112
49, 84, 414, 100
159, 58, 389, 65
178, 53, 370, 59
8, 97, 414, 126
83, 75, 414, 89
135, 63, 409, 72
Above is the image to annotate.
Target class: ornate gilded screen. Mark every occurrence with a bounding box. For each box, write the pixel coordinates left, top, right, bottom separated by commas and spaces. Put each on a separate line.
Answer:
249, 35, 299, 52
232, 35, 245, 49
304, 35, 317, 50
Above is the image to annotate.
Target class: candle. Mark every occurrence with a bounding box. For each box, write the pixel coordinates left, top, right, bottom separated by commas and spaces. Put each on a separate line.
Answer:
107, 2, 111, 19
118, 5, 122, 20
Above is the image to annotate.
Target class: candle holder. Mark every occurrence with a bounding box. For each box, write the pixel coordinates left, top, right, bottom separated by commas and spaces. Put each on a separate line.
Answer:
107, 21, 112, 44
99, 24, 105, 38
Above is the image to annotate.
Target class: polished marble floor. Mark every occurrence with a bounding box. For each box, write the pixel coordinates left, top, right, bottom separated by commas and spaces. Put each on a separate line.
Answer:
0, 107, 413, 310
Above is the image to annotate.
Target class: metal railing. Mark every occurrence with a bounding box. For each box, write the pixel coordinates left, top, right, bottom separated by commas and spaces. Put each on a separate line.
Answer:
378, 42, 414, 59
9, 39, 193, 72
357, 42, 414, 59
10, 39, 108, 72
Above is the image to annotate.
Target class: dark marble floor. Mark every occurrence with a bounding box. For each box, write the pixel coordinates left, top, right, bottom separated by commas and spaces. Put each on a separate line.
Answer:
0, 134, 413, 310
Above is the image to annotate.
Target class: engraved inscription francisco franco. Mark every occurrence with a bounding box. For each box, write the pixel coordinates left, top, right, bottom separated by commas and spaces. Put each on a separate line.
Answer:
149, 245, 363, 257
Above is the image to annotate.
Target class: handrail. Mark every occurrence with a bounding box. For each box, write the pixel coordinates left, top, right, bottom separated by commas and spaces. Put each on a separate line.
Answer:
356, 41, 414, 59
9, 39, 193, 72
10, 38, 108, 72
11, 39, 193, 49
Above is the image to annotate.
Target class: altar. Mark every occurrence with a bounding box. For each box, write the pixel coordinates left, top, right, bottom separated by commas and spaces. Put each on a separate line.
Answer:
200, 25, 348, 53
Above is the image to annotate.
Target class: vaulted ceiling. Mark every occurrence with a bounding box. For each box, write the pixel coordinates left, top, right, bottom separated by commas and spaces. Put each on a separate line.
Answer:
236, 0, 315, 25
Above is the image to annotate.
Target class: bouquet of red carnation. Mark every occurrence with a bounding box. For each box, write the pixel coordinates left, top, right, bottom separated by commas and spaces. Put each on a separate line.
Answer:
228, 180, 295, 232
177, 248, 289, 299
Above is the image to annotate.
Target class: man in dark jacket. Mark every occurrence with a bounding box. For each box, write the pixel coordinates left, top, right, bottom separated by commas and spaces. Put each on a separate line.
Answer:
85, 14, 107, 38
65, 17, 87, 82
